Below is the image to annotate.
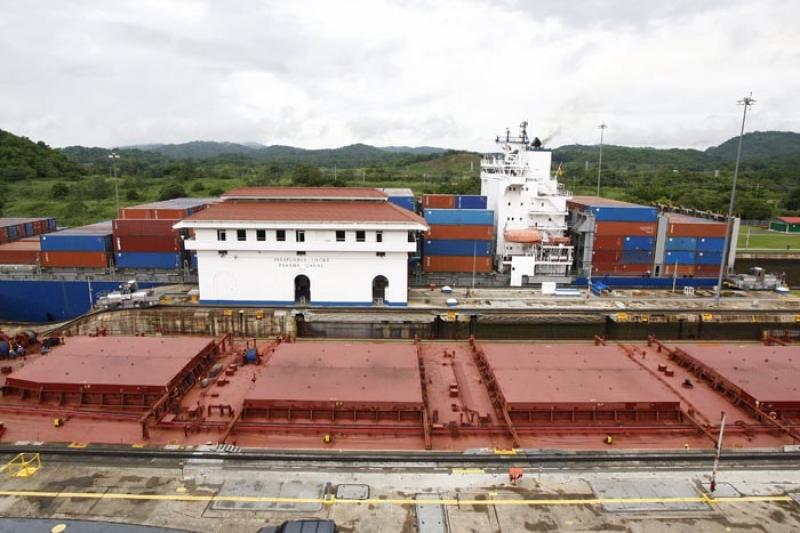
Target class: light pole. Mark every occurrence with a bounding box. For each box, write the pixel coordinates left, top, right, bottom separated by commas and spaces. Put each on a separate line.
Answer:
109, 152, 121, 216
714, 94, 755, 305
596, 123, 607, 197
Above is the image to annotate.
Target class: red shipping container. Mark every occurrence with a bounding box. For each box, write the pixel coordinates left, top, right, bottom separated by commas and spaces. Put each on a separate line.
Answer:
592, 263, 651, 275
595, 222, 657, 236
113, 219, 180, 237
668, 222, 727, 238
423, 255, 493, 273
426, 225, 493, 240
0, 239, 41, 264
694, 264, 722, 276
42, 251, 110, 268
115, 235, 182, 252
663, 264, 696, 275
121, 207, 191, 220
0, 227, 8, 244
593, 236, 623, 249
422, 194, 456, 209
592, 250, 622, 262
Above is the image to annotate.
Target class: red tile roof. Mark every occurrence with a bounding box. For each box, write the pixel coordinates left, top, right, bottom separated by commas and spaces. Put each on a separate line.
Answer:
222, 186, 388, 199
778, 217, 800, 224
179, 200, 427, 226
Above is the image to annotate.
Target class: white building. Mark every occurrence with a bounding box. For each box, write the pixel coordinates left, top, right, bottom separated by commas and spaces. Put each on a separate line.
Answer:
480, 122, 574, 286
175, 187, 427, 306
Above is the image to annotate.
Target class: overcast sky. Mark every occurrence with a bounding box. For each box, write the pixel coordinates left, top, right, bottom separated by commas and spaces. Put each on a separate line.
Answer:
1, 0, 798, 151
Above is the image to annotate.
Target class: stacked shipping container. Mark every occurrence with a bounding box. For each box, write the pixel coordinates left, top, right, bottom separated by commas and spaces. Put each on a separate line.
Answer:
113, 198, 210, 269
0, 237, 41, 265
568, 196, 659, 276
0, 217, 56, 244
421, 194, 494, 273
40, 222, 113, 268
663, 214, 727, 276
378, 188, 415, 212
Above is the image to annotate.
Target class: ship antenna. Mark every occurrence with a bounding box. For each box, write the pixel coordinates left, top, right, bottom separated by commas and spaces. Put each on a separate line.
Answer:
505, 128, 510, 143
520, 121, 529, 144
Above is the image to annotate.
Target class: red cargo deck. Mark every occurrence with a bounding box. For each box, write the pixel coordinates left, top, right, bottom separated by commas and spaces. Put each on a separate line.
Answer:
4, 336, 218, 411
242, 341, 424, 426
476, 342, 681, 423
667, 343, 800, 419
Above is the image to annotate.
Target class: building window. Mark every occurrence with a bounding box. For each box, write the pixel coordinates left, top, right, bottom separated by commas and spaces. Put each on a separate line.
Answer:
408, 231, 415, 243
376, 252, 386, 257
237, 229, 246, 241
336, 230, 345, 242
277, 230, 286, 242
376, 231, 383, 243
356, 230, 365, 242
256, 230, 266, 241
296, 230, 305, 242
217, 230, 227, 241
296, 251, 306, 256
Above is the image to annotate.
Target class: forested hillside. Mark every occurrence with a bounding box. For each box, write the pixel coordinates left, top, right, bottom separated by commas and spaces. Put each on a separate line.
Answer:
0, 127, 799, 225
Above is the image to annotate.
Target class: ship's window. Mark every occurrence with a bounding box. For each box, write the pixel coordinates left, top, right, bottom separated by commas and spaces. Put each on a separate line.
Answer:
237, 229, 246, 241
256, 230, 266, 241
376, 231, 383, 243
296, 230, 305, 242
296, 251, 306, 256
217, 230, 226, 241
336, 230, 346, 242
377, 252, 386, 257
408, 231, 415, 243
277, 230, 286, 241
356, 230, 365, 242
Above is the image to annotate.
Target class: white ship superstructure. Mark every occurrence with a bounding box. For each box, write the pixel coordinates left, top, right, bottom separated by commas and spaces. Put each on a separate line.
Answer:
480, 122, 574, 286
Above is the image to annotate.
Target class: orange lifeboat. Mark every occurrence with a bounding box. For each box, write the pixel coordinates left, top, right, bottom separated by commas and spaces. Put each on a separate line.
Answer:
504, 229, 542, 244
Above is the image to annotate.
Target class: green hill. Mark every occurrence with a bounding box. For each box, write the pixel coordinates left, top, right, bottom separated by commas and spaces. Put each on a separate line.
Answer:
706, 131, 800, 161
0, 129, 83, 181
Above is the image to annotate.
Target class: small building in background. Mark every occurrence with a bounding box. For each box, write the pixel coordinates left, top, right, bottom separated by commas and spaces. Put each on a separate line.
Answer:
769, 217, 800, 233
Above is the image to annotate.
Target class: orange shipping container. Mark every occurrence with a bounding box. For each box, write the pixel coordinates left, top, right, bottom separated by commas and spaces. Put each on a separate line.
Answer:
422, 194, 456, 209
592, 263, 651, 275
592, 250, 622, 262
0, 239, 41, 264
662, 264, 696, 275
423, 255, 493, 273
668, 222, 727, 238
595, 222, 657, 236
593, 236, 624, 249
427, 224, 493, 240
121, 207, 191, 220
42, 251, 110, 268
694, 264, 722, 276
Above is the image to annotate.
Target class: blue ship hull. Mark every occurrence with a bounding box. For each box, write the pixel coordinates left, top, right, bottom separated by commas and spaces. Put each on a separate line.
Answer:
0, 279, 162, 323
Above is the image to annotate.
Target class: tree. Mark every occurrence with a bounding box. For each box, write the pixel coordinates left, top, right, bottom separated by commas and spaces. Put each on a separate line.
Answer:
785, 187, 800, 211
51, 182, 70, 199
191, 181, 206, 192
126, 189, 141, 201
158, 183, 187, 200
291, 164, 325, 186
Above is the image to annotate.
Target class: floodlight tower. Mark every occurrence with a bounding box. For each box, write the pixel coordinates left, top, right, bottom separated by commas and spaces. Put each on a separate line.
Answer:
109, 152, 121, 216
596, 123, 607, 196
714, 93, 755, 305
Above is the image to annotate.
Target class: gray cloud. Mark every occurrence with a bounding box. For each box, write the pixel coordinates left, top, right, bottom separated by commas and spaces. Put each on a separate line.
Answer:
0, 0, 797, 151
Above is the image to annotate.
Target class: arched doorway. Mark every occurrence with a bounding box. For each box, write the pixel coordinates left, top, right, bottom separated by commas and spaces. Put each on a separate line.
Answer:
372, 275, 389, 304
294, 275, 310, 305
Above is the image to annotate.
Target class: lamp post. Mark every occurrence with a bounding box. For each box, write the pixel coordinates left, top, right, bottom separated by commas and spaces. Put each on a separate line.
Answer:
714, 94, 755, 305
109, 152, 121, 216
596, 123, 607, 196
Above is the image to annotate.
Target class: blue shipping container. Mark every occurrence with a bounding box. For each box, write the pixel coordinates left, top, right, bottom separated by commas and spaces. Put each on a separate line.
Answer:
388, 196, 416, 212
24, 223, 34, 237
190, 253, 198, 270
424, 240, 493, 257
622, 236, 655, 250
589, 206, 658, 222
40, 234, 112, 252
665, 250, 696, 264
666, 237, 698, 251
621, 250, 654, 264
7, 226, 17, 240
695, 251, 723, 265
116, 252, 183, 269
48, 219, 57, 232
696, 237, 725, 252
423, 209, 494, 225
456, 195, 488, 209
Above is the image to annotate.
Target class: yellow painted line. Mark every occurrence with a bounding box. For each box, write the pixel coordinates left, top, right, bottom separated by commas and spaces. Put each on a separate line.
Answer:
451, 468, 485, 474
0, 490, 793, 507
493, 448, 518, 455
67, 443, 88, 449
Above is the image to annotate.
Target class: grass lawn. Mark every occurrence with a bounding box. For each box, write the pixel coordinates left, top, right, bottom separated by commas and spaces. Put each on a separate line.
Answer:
737, 225, 800, 250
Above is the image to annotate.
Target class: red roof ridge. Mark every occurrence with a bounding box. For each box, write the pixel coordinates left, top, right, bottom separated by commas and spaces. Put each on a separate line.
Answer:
222, 186, 388, 199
